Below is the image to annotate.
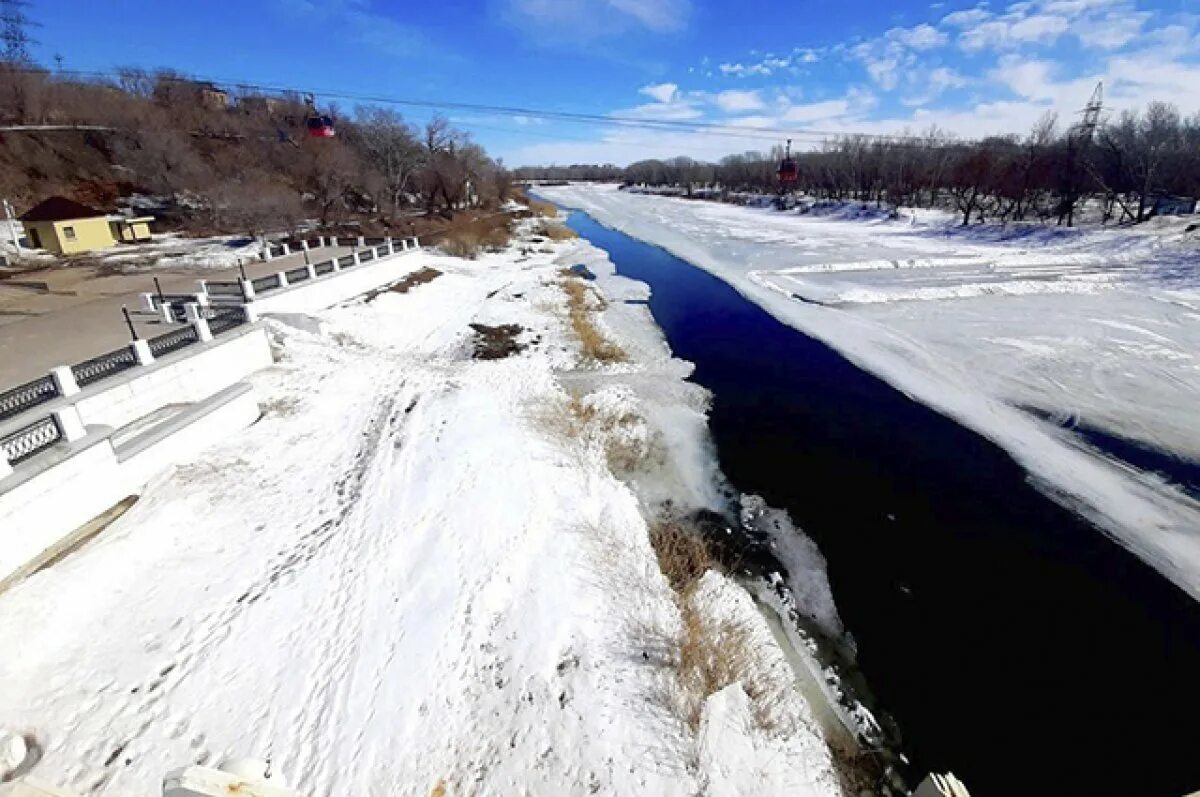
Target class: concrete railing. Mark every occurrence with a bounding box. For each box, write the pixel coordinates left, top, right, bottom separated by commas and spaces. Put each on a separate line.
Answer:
0, 305, 254, 478
182, 237, 420, 306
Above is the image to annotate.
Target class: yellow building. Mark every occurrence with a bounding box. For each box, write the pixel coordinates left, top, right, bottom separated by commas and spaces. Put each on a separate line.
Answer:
19, 197, 154, 255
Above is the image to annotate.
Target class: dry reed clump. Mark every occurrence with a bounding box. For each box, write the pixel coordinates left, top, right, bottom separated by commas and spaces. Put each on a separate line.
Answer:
532, 390, 654, 476
561, 278, 626, 363
645, 518, 788, 733
534, 220, 578, 240
526, 197, 560, 217
438, 221, 513, 259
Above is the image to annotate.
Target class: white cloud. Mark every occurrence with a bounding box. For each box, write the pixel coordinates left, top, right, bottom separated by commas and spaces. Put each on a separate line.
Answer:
959, 13, 1070, 50
941, 7, 991, 27
639, 82, 679, 103
716, 89, 766, 112
887, 23, 950, 49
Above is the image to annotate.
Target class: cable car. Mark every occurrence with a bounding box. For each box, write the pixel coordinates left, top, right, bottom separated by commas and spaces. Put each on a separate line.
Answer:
777, 138, 798, 186
304, 94, 336, 138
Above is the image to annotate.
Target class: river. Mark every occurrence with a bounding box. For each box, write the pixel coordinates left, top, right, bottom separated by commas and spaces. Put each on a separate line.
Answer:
564, 208, 1200, 797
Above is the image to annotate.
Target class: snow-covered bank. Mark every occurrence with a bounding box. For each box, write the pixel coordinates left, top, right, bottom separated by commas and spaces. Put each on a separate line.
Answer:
0, 220, 852, 795
537, 183, 1200, 603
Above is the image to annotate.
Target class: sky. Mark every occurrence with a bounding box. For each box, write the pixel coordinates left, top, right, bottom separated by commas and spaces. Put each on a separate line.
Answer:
28, 0, 1200, 166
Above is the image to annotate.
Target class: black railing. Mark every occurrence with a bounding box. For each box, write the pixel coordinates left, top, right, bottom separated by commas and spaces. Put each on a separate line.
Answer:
252, 274, 282, 293
0, 414, 62, 465
148, 325, 200, 358
314, 261, 335, 276
0, 375, 58, 422
285, 266, 311, 284
205, 281, 244, 297
71, 346, 138, 387
360, 249, 375, 262
269, 245, 285, 259
338, 254, 356, 268
206, 307, 247, 336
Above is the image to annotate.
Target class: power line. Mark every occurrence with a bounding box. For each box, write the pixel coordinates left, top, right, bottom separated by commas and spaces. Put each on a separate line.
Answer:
8, 65, 969, 147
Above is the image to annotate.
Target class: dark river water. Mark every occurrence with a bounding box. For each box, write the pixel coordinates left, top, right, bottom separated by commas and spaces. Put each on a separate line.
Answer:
564, 209, 1200, 797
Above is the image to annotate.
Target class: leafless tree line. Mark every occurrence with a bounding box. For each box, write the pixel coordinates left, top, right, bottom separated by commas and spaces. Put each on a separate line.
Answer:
0, 64, 512, 236
520, 103, 1200, 226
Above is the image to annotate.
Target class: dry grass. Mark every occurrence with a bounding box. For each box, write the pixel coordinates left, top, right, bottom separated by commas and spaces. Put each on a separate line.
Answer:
649, 519, 718, 595
644, 518, 788, 733
534, 220, 578, 240
562, 278, 626, 363
524, 196, 560, 217
433, 214, 514, 259
533, 391, 651, 476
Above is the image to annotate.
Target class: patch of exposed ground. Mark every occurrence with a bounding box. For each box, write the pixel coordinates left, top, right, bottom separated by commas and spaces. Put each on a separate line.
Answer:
468, 323, 525, 360
390, 267, 443, 294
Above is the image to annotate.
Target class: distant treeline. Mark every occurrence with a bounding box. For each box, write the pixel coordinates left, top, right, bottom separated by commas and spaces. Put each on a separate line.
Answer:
0, 64, 512, 235
516, 103, 1200, 226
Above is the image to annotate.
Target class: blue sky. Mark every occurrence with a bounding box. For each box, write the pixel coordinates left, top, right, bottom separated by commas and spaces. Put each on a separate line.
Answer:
30, 0, 1200, 165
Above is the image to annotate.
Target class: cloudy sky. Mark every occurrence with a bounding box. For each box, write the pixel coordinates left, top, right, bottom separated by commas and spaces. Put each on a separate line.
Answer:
36, 0, 1200, 165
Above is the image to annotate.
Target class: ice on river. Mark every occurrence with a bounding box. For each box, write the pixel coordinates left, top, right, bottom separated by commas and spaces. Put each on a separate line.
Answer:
539, 183, 1200, 602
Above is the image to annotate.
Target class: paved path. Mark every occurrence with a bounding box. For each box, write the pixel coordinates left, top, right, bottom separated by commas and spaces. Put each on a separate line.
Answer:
0, 246, 353, 387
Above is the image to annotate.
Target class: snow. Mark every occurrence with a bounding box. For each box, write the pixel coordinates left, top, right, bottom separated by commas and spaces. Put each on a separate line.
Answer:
0, 221, 847, 795
537, 183, 1200, 603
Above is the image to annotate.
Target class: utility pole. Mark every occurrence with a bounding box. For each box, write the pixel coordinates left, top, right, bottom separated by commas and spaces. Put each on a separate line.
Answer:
0, 0, 37, 65
2, 199, 21, 254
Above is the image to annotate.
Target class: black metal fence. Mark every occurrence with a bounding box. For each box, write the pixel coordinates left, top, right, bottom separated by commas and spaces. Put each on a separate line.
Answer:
71, 347, 138, 388
252, 274, 282, 293
0, 414, 62, 465
0, 375, 59, 423
314, 261, 335, 276
205, 307, 247, 336
338, 254, 356, 268
206, 281, 244, 298
285, 266, 311, 284
148, 325, 200, 358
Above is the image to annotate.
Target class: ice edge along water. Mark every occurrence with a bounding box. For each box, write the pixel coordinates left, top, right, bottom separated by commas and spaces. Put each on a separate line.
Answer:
537, 183, 1200, 604
0, 218, 854, 796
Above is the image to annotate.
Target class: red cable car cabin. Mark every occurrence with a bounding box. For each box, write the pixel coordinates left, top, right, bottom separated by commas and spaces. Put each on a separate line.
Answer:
777, 157, 798, 184
777, 138, 798, 185
306, 114, 336, 138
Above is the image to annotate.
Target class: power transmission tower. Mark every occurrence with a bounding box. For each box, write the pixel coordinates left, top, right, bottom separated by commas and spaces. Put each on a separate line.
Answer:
1059, 81, 1104, 227
1074, 81, 1104, 144
0, 0, 37, 65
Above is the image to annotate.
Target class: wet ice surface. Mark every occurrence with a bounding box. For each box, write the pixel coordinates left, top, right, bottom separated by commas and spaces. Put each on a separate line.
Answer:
540, 184, 1200, 600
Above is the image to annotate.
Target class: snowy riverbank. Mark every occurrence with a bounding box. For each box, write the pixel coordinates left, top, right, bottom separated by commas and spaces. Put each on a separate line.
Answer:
0, 217, 859, 795
537, 184, 1200, 603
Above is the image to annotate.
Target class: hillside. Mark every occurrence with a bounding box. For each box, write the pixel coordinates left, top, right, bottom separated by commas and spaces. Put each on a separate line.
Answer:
0, 65, 510, 238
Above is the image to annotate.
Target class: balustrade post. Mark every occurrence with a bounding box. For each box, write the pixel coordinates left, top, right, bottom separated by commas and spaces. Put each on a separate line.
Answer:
0, 450, 11, 479
49, 365, 80, 397
352, 251, 361, 265
356, 236, 365, 247
386, 237, 395, 255
240, 279, 256, 301
184, 303, 213, 343
306, 264, 318, 280
52, 406, 87, 443
276, 271, 289, 288
281, 243, 291, 257
131, 339, 155, 366
139, 292, 157, 312
159, 302, 174, 324
242, 304, 260, 324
